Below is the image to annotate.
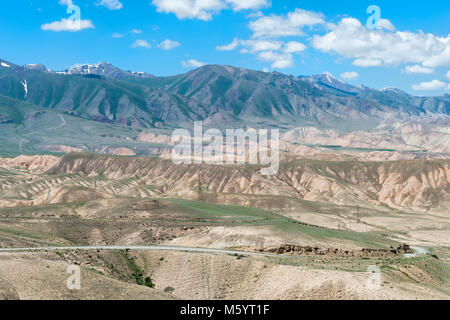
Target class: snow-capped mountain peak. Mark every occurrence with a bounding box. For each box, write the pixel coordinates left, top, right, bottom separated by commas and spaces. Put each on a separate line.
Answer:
24, 64, 50, 72
55, 62, 154, 80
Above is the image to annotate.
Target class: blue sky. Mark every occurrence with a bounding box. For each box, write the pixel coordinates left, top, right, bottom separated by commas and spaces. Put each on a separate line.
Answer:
0, 0, 449, 95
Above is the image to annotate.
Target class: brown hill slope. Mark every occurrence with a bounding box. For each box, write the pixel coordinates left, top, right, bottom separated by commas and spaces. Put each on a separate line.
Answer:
49, 153, 449, 213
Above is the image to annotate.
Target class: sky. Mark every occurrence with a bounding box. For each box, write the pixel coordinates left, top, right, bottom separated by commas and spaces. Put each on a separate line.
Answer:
0, 0, 449, 96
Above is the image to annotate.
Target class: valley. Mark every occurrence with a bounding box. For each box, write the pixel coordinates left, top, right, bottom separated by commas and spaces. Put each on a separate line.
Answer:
0, 58, 448, 300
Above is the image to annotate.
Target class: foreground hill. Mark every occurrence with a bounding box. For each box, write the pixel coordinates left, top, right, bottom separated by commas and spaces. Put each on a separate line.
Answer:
0, 153, 449, 300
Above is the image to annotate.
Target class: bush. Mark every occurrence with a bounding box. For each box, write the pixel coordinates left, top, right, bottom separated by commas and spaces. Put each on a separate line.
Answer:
144, 277, 155, 288
164, 286, 175, 293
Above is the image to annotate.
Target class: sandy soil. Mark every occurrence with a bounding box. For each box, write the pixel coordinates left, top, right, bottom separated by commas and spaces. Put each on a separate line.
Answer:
0, 252, 170, 300
143, 251, 448, 300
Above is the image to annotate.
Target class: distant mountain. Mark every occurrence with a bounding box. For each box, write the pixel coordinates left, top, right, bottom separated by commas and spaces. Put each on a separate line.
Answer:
143, 65, 449, 129
24, 62, 154, 81
55, 62, 155, 81
24, 64, 50, 72
0, 58, 449, 131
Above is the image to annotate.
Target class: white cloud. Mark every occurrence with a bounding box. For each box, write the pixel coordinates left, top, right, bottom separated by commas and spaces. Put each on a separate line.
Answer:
112, 32, 123, 38
340, 71, 359, 80
152, 0, 226, 21
216, 38, 297, 69
152, 0, 269, 20
42, 1, 94, 32
41, 19, 94, 32
97, 0, 123, 10
249, 9, 324, 38
246, 10, 263, 19
352, 59, 382, 67
217, 39, 283, 53
378, 19, 395, 31
158, 39, 181, 50
402, 65, 434, 75
226, 0, 269, 11
216, 38, 241, 51
182, 59, 206, 68
241, 40, 282, 53
216, 9, 315, 69
258, 51, 293, 69
446, 71, 450, 80
132, 29, 142, 34
312, 17, 450, 69
283, 41, 307, 53
423, 46, 450, 68
412, 80, 446, 91
131, 40, 151, 48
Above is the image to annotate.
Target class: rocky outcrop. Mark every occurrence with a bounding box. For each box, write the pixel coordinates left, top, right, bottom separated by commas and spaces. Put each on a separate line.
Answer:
0, 155, 60, 174
262, 244, 412, 257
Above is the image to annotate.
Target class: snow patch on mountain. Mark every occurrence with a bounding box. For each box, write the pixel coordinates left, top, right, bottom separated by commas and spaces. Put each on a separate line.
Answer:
21, 80, 28, 98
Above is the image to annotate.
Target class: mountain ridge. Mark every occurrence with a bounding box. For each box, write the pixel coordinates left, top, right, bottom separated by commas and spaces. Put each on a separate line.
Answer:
1, 58, 449, 131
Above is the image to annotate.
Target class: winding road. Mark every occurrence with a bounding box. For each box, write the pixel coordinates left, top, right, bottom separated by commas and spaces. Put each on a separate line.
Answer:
0, 245, 275, 257
0, 244, 429, 259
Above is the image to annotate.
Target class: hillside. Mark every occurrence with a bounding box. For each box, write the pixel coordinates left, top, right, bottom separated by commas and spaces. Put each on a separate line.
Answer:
1, 58, 449, 132
43, 153, 450, 215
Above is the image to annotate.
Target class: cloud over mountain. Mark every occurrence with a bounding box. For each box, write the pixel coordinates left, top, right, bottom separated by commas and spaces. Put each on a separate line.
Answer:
313, 17, 450, 69
412, 80, 447, 91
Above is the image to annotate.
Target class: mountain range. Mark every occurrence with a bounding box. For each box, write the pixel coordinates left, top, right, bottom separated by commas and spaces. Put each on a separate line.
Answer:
1, 58, 449, 132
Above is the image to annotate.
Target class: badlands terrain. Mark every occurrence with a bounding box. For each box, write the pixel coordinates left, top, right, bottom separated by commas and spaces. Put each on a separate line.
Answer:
0, 152, 448, 300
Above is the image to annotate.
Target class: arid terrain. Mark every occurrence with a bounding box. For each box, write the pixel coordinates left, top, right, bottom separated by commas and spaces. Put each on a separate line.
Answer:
0, 57, 449, 300
0, 151, 448, 300
2, 0, 450, 304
